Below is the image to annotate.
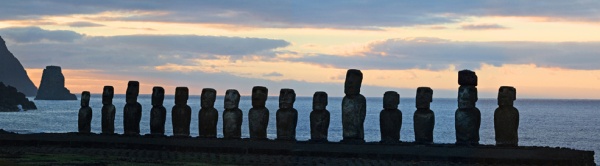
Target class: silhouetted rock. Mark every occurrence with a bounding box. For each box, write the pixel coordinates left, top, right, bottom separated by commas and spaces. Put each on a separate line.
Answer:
0, 82, 36, 112
414, 87, 434, 144
78, 91, 92, 133
34, 66, 76, 100
458, 70, 478, 86
494, 86, 519, 146
310, 91, 329, 142
150, 86, 166, 136
199, 88, 218, 138
123, 81, 142, 135
456, 85, 481, 145
342, 69, 366, 143
172, 87, 191, 137
0, 36, 37, 96
249, 86, 269, 140
380, 91, 401, 143
276, 88, 298, 141
101, 86, 116, 134
223, 89, 242, 139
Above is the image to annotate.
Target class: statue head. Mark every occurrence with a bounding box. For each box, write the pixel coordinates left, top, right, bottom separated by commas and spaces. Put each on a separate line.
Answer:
344, 69, 363, 95
458, 70, 478, 86
312, 91, 328, 110
279, 88, 296, 109
224, 89, 240, 109
416, 87, 433, 109
201, 88, 216, 108
102, 86, 114, 105
498, 86, 516, 106
151, 86, 165, 106
252, 86, 268, 108
81, 91, 90, 107
174, 87, 189, 105
383, 91, 400, 110
458, 86, 478, 109
125, 81, 139, 103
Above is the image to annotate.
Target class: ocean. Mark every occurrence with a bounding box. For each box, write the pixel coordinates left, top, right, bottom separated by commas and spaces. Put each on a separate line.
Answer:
1, 95, 599, 163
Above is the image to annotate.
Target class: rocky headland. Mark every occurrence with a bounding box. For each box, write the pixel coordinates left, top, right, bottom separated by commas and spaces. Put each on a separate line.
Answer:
0, 36, 38, 96
0, 82, 36, 111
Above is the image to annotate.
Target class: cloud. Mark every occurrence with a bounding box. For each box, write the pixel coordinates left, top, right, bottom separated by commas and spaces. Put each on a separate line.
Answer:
66, 21, 104, 27
460, 24, 508, 30
1, 27, 289, 70
2, 1, 600, 29
0, 26, 83, 43
262, 72, 283, 77
289, 38, 600, 70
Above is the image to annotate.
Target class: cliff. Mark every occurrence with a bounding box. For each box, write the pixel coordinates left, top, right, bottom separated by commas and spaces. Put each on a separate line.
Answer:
34, 66, 77, 100
0, 36, 38, 96
0, 82, 36, 111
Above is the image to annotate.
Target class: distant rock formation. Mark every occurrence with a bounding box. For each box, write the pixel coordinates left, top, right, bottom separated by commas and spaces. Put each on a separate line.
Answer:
0, 36, 38, 96
0, 82, 36, 111
34, 66, 77, 100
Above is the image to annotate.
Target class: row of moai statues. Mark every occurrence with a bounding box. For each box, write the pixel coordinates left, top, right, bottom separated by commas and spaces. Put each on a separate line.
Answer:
77, 69, 519, 146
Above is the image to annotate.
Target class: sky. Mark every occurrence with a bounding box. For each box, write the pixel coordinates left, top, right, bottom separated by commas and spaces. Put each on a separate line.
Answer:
1, 1, 600, 98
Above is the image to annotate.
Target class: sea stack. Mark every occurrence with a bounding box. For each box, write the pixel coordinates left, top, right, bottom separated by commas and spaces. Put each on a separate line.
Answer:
341, 69, 366, 143
199, 88, 218, 138
223, 89, 242, 139
276, 88, 298, 141
455, 70, 481, 145
150, 86, 166, 136
249, 86, 269, 140
494, 86, 519, 146
35, 66, 77, 100
0, 36, 38, 96
172, 87, 192, 137
414, 87, 434, 144
380, 91, 402, 143
310, 91, 330, 142
78, 91, 92, 133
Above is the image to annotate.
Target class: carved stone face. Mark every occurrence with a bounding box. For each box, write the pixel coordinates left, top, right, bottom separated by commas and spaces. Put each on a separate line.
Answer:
383, 91, 399, 109
224, 89, 240, 109
102, 86, 114, 105
81, 91, 90, 107
252, 86, 268, 108
175, 87, 189, 105
498, 86, 516, 106
279, 88, 296, 109
151, 86, 165, 106
458, 86, 478, 109
344, 69, 363, 95
313, 91, 328, 110
125, 81, 139, 103
201, 88, 216, 108
416, 87, 433, 109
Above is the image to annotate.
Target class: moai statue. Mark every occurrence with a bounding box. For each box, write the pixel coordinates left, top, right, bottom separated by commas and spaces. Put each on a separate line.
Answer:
123, 81, 142, 135
310, 91, 330, 142
149, 87, 166, 136
276, 88, 298, 141
101, 86, 116, 134
455, 70, 481, 145
223, 89, 242, 139
413, 87, 434, 144
172, 87, 192, 137
342, 69, 366, 143
249, 86, 269, 140
379, 91, 402, 143
78, 91, 92, 133
199, 88, 218, 138
494, 86, 519, 146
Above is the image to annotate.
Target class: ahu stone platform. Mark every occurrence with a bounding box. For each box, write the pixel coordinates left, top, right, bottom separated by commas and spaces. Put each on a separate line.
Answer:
0, 132, 594, 165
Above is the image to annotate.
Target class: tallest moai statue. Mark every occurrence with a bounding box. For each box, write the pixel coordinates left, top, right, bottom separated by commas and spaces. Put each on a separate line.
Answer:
342, 69, 366, 143
455, 70, 481, 145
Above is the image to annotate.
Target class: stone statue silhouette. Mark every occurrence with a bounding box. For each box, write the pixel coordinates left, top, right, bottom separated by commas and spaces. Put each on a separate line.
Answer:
150, 86, 166, 136
494, 86, 519, 146
249, 86, 269, 140
455, 70, 481, 145
172, 87, 192, 137
276, 88, 298, 141
199, 88, 218, 138
123, 81, 142, 135
310, 91, 329, 142
223, 89, 242, 139
101, 86, 115, 134
379, 91, 402, 143
342, 69, 366, 143
413, 87, 434, 144
78, 91, 92, 133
